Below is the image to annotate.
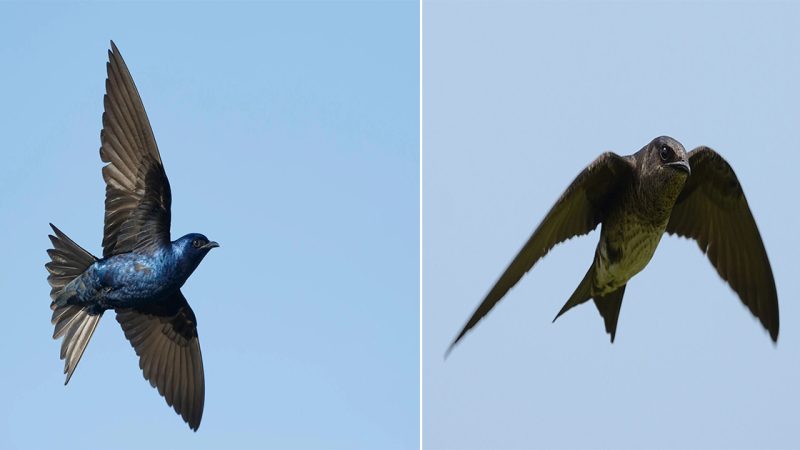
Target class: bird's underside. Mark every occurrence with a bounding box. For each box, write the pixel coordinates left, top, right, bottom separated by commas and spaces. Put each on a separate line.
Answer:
447, 138, 779, 356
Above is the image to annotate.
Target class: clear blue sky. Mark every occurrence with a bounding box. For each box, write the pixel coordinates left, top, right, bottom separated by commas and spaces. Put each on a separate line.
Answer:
424, 2, 800, 449
0, 2, 418, 449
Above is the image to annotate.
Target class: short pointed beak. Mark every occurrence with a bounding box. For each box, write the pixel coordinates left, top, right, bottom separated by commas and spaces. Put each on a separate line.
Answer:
201, 241, 220, 249
666, 160, 691, 175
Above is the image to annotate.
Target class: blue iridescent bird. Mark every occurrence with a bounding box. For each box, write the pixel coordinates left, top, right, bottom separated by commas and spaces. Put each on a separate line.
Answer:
45, 41, 218, 431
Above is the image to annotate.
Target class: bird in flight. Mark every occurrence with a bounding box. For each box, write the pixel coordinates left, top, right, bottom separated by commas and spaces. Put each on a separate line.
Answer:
45, 41, 218, 431
448, 136, 778, 355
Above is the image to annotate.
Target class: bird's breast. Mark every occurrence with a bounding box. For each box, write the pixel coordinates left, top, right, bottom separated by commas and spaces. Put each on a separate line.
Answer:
593, 210, 667, 295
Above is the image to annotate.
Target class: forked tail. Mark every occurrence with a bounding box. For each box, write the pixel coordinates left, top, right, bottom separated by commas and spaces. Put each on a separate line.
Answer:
553, 267, 594, 323
553, 266, 627, 342
45, 224, 100, 384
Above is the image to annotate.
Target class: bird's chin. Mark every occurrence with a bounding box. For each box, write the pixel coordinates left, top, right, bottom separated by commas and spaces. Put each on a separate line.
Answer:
665, 160, 691, 175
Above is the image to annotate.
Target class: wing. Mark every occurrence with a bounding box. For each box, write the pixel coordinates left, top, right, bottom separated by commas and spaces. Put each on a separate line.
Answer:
116, 291, 204, 431
666, 146, 778, 341
447, 152, 635, 354
100, 41, 171, 257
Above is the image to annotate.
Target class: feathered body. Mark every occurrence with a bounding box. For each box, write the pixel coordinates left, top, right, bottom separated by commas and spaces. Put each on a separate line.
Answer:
448, 135, 778, 354
46, 42, 217, 431
593, 151, 688, 296
56, 234, 214, 313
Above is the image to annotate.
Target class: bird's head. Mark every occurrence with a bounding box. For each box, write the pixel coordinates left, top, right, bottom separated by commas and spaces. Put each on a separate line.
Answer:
642, 136, 691, 180
175, 233, 220, 263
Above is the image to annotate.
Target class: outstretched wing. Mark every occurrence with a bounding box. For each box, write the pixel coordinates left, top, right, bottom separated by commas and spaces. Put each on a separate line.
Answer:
116, 291, 204, 430
666, 146, 778, 341
100, 41, 171, 257
447, 152, 635, 354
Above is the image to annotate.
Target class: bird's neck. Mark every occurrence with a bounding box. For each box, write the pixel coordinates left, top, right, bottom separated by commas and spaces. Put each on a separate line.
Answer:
632, 172, 685, 224
166, 242, 202, 284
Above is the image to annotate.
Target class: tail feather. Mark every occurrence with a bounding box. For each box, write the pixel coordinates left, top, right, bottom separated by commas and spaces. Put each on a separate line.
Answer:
46, 224, 101, 384
553, 267, 593, 323
53, 305, 102, 384
553, 266, 627, 342
593, 285, 626, 343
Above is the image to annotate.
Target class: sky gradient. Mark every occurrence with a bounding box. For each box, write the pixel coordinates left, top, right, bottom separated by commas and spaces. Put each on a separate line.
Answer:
0, 2, 418, 449
424, 2, 800, 449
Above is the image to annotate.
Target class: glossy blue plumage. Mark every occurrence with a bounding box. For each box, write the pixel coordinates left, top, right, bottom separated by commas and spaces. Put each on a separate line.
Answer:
56, 234, 217, 313
47, 42, 216, 431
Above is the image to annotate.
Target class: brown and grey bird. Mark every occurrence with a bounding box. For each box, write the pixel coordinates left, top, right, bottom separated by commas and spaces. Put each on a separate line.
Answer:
447, 136, 778, 355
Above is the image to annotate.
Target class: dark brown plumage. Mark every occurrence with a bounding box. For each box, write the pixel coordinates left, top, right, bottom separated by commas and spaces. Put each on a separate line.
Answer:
447, 136, 778, 355
46, 225, 100, 384
448, 152, 634, 351
116, 292, 204, 430
101, 41, 172, 257
101, 41, 205, 431
666, 147, 778, 341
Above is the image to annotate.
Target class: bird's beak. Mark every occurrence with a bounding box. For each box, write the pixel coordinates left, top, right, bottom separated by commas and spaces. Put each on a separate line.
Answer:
201, 241, 220, 250
666, 160, 691, 175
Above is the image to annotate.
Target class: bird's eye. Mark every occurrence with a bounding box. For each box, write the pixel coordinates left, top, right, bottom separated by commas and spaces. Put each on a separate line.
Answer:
659, 145, 673, 161
192, 239, 203, 248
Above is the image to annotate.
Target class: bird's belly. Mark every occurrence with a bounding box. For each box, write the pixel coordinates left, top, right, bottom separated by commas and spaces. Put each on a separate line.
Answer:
96, 258, 179, 308
105, 280, 173, 307
594, 223, 665, 295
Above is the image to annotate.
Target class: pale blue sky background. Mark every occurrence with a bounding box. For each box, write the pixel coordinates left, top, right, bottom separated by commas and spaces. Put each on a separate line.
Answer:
0, 2, 418, 449
424, 2, 800, 449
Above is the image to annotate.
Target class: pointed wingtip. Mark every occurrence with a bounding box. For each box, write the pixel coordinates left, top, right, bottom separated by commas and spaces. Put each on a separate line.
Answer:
770, 321, 779, 343
107, 41, 118, 66
444, 342, 456, 360
552, 306, 568, 324
445, 328, 470, 360
49, 223, 63, 239
188, 411, 202, 431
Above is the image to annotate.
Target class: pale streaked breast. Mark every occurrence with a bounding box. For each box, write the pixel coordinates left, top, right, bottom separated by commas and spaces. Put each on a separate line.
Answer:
594, 217, 667, 295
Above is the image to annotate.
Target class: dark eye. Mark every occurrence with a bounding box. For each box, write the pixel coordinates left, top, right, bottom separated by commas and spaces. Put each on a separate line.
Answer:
192, 239, 203, 248
659, 145, 673, 161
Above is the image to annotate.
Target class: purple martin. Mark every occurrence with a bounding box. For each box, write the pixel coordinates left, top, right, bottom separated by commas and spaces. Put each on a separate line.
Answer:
45, 42, 218, 431
448, 136, 778, 354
